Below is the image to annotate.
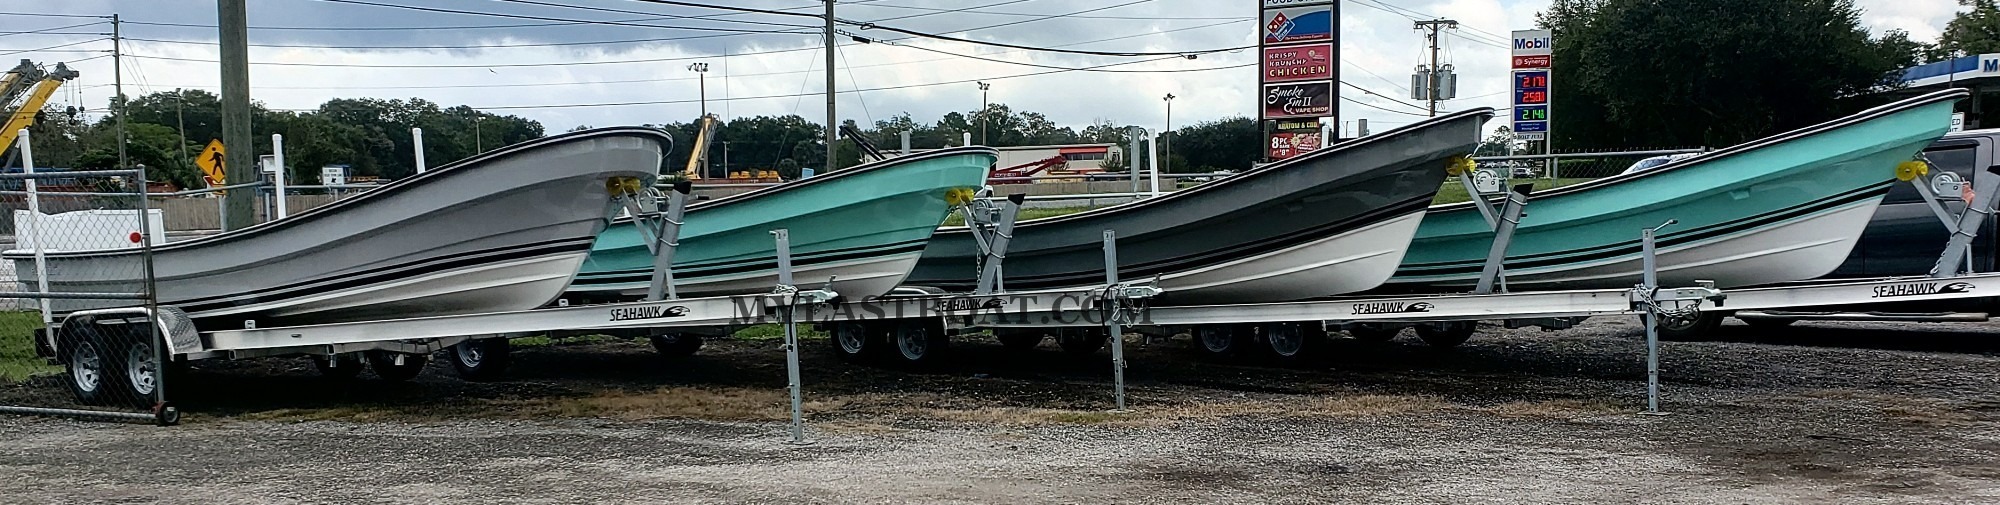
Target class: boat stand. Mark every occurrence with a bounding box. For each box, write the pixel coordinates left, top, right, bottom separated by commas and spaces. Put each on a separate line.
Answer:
620, 181, 692, 301
1912, 159, 2000, 278
959, 188, 1026, 295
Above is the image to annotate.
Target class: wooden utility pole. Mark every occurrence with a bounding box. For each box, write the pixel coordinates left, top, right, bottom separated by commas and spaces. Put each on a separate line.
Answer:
1413, 19, 1457, 117
218, 0, 255, 229
823, 0, 836, 174
112, 14, 126, 171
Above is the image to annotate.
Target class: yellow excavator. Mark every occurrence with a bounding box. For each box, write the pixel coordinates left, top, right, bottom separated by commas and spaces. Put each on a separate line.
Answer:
1, 59, 81, 153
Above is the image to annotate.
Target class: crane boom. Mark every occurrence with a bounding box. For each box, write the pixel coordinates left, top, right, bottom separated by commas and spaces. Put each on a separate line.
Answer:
681, 114, 717, 179
0, 60, 44, 109
0, 61, 78, 153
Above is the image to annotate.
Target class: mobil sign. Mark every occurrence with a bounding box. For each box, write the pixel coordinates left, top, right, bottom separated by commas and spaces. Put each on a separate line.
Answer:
1512, 30, 1552, 56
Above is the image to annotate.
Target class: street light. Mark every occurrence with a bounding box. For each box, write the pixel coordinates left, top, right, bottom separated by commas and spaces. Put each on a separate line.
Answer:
690, 62, 710, 176
976, 81, 991, 146
1162, 93, 1175, 176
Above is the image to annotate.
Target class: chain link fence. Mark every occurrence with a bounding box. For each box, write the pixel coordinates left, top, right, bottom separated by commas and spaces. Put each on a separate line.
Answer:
0, 157, 175, 424
1475, 147, 1710, 187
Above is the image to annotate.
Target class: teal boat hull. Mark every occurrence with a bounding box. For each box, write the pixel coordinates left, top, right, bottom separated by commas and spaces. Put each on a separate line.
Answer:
1387, 89, 1968, 291
567, 147, 996, 300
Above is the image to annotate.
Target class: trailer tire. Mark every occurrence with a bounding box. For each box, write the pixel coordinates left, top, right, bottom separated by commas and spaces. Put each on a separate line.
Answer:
450, 338, 512, 382
1056, 328, 1108, 357
1263, 322, 1327, 362
649, 332, 704, 358
1194, 324, 1246, 359
1345, 324, 1401, 343
830, 322, 880, 362
1654, 311, 1723, 341
994, 330, 1045, 352
1414, 321, 1476, 349
120, 330, 166, 405
63, 332, 121, 405
890, 320, 949, 366
311, 354, 365, 380
367, 352, 428, 382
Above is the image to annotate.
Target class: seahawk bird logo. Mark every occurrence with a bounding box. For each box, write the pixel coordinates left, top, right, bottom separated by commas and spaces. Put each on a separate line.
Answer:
1403, 302, 1435, 313
1940, 282, 1976, 294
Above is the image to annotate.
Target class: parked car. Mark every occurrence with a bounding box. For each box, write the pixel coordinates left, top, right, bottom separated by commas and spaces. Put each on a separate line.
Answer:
1665, 128, 2000, 336
1619, 153, 1703, 175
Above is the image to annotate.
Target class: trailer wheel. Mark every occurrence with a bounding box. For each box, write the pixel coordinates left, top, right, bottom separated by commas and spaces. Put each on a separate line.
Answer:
311, 354, 365, 380
367, 352, 428, 382
122, 331, 165, 403
1056, 328, 1108, 357
829, 322, 880, 362
1653, 311, 1722, 341
1263, 322, 1326, 362
649, 332, 703, 358
64, 333, 119, 405
891, 320, 949, 366
994, 330, 1045, 352
1414, 321, 1476, 348
1345, 324, 1401, 343
1194, 324, 1246, 359
450, 338, 512, 382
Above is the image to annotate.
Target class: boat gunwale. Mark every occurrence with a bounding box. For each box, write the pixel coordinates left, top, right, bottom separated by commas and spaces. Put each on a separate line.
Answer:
12, 126, 675, 259
1424, 88, 1970, 213
932, 107, 1496, 233
641, 145, 1000, 217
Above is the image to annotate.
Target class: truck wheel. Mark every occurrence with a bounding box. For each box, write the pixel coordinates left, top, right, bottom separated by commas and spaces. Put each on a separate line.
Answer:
450, 338, 512, 382
312, 354, 365, 380
891, 320, 949, 366
830, 322, 880, 362
367, 352, 428, 382
1056, 328, 1108, 357
1414, 321, 1476, 348
649, 332, 703, 358
1263, 322, 1326, 362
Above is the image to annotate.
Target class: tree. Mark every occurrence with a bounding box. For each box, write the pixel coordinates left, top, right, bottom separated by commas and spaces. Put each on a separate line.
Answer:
1475, 126, 1521, 157
1538, 0, 1916, 148
1940, 0, 2000, 58
1166, 117, 1259, 173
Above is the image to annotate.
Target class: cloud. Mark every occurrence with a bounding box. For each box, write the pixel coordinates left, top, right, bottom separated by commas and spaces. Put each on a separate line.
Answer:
10, 0, 1956, 139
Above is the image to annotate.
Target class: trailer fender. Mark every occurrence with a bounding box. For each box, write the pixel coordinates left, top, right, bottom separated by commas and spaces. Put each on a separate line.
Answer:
52, 307, 203, 357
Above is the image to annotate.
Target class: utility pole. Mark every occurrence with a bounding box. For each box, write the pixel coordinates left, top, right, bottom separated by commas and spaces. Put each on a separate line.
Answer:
977, 81, 990, 145
823, 0, 836, 173
111, 14, 126, 171
690, 62, 710, 176
218, 0, 254, 230
473, 115, 483, 153
1413, 19, 1458, 117
1162, 93, 1175, 174
721, 140, 730, 178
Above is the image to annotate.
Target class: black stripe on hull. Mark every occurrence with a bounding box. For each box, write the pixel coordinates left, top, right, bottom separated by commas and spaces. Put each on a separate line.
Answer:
1395, 182, 1891, 278
569, 241, 931, 289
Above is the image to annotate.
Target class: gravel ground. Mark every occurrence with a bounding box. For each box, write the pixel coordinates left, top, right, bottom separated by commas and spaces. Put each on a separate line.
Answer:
2, 316, 1998, 504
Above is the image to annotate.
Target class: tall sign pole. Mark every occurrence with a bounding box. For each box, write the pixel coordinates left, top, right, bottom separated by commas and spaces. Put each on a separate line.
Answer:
1510, 29, 1554, 175
824, 0, 837, 173
1259, 0, 1338, 163
218, 0, 255, 230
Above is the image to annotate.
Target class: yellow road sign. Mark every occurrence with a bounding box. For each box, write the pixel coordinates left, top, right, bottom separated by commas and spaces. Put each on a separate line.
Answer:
194, 140, 226, 194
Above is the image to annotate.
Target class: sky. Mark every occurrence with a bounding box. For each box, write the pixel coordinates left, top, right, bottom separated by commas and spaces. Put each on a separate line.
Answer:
2, 0, 1970, 138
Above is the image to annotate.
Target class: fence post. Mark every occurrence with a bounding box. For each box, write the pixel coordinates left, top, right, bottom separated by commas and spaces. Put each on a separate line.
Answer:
412, 127, 428, 174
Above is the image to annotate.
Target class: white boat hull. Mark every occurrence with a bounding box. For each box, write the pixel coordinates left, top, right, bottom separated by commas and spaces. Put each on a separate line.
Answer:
1388, 198, 1883, 290
1157, 211, 1426, 303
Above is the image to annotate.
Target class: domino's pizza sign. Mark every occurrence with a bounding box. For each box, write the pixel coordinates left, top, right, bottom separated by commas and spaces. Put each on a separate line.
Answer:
1262, 5, 1333, 44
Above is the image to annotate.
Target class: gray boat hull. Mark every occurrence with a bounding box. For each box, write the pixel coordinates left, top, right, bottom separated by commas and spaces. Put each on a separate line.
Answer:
903, 109, 1492, 304
7, 127, 668, 330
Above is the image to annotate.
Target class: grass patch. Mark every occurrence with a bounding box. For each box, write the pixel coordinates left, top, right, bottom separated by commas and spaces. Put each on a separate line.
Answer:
942, 206, 1100, 226
1433, 178, 1596, 205
0, 311, 57, 383
510, 334, 619, 348
730, 324, 827, 341
1484, 399, 1622, 419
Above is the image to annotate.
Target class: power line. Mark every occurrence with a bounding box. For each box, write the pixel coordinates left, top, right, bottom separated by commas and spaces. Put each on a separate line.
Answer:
857, 0, 1039, 24
868, 37, 1248, 73
1338, 80, 1428, 112
308, 0, 812, 33
850, 22, 1248, 57
845, 2, 1249, 20
0, 21, 110, 38
122, 33, 787, 51
487, 0, 823, 28
1342, 96, 1429, 117
0, 12, 108, 20
0, 37, 108, 57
